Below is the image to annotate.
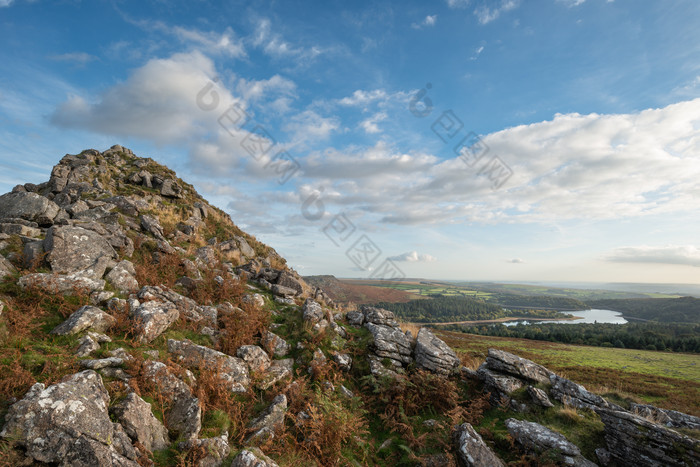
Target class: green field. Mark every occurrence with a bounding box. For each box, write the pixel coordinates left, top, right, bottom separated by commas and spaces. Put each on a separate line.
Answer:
436, 330, 700, 415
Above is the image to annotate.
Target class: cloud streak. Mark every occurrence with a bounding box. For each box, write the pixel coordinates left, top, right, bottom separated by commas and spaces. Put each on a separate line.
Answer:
606, 245, 700, 267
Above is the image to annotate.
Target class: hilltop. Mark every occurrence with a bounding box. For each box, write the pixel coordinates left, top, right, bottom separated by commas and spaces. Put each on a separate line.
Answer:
0, 146, 698, 466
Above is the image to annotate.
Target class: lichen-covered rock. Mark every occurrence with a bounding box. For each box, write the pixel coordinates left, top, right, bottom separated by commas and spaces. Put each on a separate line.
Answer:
453, 422, 504, 467
630, 403, 700, 430
106, 260, 139, 293
302, 298, 324, 324
0, 254, 17, 279
0, 370, 138, 466
259, 358, 293, 390
231, 447, 279, 467
505, 419, 596, 466
333, 352, 352, 371
365, 322, 413, 368
51, 305, 115, 335
550, 374, 620, 411
271, 284, 297, 297
138, 285, 214, 325
142, 360, 201, 440
237, 345, 271, 374
597, 407, 700, 467
111, 392, 169, 453
19, 272, 105, 294
179, 433, 230, 467
274, 270, 304, 294
246, 394, 287, 443
527, 386, 554, 408
414, 327, 461, 376
44, 225, 117, 278
476, 366, 524, 402
361, 305, 400, 327
485, 349, 553, 384
168, 339, 249, 392
130, 300, 179, 343
346, 309, 364, 326
261, 331, 290, 357
0, 192, 60, 225
140, 214, 165, 240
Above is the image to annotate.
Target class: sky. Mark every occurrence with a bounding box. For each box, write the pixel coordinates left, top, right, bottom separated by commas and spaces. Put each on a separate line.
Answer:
1, 0, 700, 284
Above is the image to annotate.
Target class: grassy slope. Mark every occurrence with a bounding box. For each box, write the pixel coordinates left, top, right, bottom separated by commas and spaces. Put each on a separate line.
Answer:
438, 330, 700, 416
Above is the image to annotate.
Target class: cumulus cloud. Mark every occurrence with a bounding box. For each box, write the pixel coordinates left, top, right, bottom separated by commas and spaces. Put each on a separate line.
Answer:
474, 0, 520, 24
389, 251, 437, 262
51, 51, 235, 144
359, 112, 387, 134
412, 15, 437, 29
606, 245, 700, 267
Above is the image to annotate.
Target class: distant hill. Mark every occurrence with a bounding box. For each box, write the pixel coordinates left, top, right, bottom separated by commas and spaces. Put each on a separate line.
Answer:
587, 297, 700, 323
303, 275, 414, 304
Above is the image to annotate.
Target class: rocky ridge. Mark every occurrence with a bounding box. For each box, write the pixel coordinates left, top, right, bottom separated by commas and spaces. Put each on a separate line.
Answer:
0, 146, 697, 466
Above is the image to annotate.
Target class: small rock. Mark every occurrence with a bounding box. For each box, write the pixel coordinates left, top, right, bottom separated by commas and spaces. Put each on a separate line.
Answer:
527, 386, 554, 408
246, 395, 287, 444
453, 422, 504, 467
130, 300, 180, 343
111, 392, 169, 453
230, 448, 279, 467
261, 331, 290, 358
51, 305, 115, 335
237, 345, 272, 373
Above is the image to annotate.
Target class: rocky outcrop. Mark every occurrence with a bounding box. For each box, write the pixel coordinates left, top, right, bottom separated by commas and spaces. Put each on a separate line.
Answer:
453, 422, 504, 467
179, 434, 230, 467
19, 272, 105, 294
130, 300, 180, 343
476, 366, 524, 403
168, 339, 250, 392
597, 407, 700, 467
360, 306, 412, 376
485, 349, 553, 384
246, 394, 287, 443
414, 327, 461, 376
142, 360, 202, 441
51, 305, 115, 335
505, 419, 596, 466
550, 374, 620, 411
231, 447, 280, 467
0, 192, 60, 225
0, 370, 138, 466
630, 403, 700, 430
110, 392, 170, 453
44, 225, 117, 278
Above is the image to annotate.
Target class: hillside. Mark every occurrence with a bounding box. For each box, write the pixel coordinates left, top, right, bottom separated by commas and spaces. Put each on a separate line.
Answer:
0, 146, 697, 467
304, 275, 415, 304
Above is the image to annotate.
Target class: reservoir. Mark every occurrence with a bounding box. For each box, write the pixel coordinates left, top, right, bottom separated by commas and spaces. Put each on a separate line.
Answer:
503, 309, 628, 326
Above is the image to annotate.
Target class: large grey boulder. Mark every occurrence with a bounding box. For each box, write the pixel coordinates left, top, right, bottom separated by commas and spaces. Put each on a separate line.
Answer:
110, 392, 169, 453
237, 345, 271, 374
550, 374, 620, 411
365, 322, 413, 368
179, 433, 230, 467
505, 419, 596, 466
453, 422, 504, 467
246, 394, 287, 443
261, 331, 290, 357
476, 366, 524, 402
105, 260, 139, 293
231, 447, 279, 467
138, 285, 215, 325
630, 403, 700, 430
44, 226, 117, 278
414, 327, 461, 376
597, 407, 700, 467
485, 349, 553, 384
142, 360, 201, 440
0, 254, 17, 279
168, 339, 249, 392
140, 214, 165, 240
0, 370, 138, 466
361, 305, 400, 327
51, 305, 115, 335
302, 298, 324, 324
18, 272, 105, 294
0, 192, 60, 225
235, 236, 256, 258
130, 300, 180, 343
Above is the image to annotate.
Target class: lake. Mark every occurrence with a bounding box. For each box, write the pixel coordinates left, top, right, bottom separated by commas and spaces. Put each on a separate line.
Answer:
503, 309, 628, 326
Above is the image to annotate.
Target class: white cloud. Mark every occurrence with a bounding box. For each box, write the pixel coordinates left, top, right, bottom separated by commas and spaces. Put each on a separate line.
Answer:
606, 245, 700, 267
171, 26, 246, 58
446, 0, 470, 9
474, 0, 520, 25
359, 112, 387, 134
338, 89, 388, 107
508, 258, 525, 263
251, 18, 322, 62
284, 110, 339, 143
0, 0, 14, 6
556, 0, 587, 7
51, 51, 236, 143
412, 15, 437, 29
48, 52, 98, 65
389, 251, 437, 262
471, 45, 485, 60
236, 74, 296, 102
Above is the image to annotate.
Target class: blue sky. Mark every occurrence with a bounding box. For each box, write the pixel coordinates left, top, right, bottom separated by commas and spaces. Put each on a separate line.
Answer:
2, 0, 700, 284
